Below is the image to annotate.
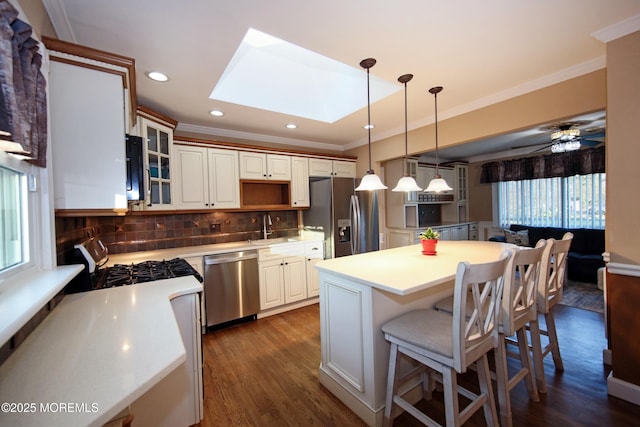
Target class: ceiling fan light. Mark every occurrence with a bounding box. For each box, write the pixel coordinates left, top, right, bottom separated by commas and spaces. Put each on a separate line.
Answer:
392, 176, 422, 192
425, 176, 453, 193
551, 128, 580, 141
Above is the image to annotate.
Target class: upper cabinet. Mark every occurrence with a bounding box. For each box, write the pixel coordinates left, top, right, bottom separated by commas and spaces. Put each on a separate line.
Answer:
173, 144, 240, 210
308, 159, 356, 178
137, 108, 178, 210
290, 157, 310, 208
45, 37, 135, 214
239, 152, 291, 180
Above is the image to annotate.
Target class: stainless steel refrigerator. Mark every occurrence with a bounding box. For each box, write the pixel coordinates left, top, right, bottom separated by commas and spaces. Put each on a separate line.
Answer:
302, 177, 379, 258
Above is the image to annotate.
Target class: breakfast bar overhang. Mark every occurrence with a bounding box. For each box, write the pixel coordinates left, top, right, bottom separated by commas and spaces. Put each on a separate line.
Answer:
315, 240, 513, 426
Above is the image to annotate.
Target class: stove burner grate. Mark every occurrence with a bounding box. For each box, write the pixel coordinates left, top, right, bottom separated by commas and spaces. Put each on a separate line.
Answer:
100, 258, 203, 288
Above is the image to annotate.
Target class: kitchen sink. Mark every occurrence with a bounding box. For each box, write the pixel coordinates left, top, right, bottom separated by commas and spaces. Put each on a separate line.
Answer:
249, 237, 299, 246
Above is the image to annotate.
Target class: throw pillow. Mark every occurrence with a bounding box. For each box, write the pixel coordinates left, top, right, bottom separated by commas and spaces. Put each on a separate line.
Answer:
504, 229, 530, 247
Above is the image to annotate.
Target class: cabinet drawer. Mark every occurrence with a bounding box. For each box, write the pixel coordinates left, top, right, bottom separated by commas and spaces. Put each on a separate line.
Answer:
305, 241, 324, 259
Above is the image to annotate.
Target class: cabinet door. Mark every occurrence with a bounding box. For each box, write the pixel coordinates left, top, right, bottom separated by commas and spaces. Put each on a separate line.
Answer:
456, 165, 468, 202
308, 158, 333, 177
267, 154, 291, 180
174, 145, 209, 209
50, 61, 127, 210
259, 259, 285, 310
239, 151, 267, 179
440, 167, 455, 192
332, 161, 356, 178
208, 148, 240, 209
283, 256, 307, 303
306, 257, 321, 297
290, 157, 310, 207
143, 118, 174, 209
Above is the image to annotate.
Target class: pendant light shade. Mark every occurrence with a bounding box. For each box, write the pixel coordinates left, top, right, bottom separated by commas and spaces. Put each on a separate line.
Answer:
425, 86, 453, 193
355, 58, 387, 192
392, 73, 423, 192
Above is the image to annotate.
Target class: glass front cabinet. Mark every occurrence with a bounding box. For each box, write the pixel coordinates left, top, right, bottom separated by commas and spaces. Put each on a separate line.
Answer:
137, 108, 177, 210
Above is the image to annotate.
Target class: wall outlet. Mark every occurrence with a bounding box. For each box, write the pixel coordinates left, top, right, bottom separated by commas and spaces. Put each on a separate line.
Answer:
210, 222, 221, 232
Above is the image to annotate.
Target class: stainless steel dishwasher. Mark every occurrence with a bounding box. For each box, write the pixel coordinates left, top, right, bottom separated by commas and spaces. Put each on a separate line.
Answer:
204, 250, 260, 328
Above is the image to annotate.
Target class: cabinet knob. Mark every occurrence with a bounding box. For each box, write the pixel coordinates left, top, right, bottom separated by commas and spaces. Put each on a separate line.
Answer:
205, 203, 209, 206
284, 262, 288, 265
263, 174, 267, 177
268, 174, 272, 177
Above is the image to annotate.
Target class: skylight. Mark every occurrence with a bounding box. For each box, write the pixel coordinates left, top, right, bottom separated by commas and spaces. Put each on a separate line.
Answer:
209, 28, 400, 123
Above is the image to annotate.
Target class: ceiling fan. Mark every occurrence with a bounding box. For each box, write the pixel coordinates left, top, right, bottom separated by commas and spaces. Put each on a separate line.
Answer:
513, 121, 605, 153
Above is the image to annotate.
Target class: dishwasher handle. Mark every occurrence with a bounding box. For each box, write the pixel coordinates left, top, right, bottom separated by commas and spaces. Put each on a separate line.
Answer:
204, 251, 258, 265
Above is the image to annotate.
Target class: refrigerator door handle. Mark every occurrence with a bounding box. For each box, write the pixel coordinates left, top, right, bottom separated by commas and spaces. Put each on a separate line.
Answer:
350, 195, 360, 254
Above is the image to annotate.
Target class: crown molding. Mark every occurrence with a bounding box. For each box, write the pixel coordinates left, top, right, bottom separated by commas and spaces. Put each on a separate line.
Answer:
176, 123, 346, 152
592, 14, 640, 43
42, 0, 76, 42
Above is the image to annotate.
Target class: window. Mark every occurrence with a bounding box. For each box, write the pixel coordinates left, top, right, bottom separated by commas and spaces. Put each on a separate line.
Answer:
0, 165, 28, 271
497, 173, 605, 229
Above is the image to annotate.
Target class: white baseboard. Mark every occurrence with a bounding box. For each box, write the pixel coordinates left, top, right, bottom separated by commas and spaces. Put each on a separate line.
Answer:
257, 297, 318, 319
603, 348, 612, 365
607, 372, 640, 405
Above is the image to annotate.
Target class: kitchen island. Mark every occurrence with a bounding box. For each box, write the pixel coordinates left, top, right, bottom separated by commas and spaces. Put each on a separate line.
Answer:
315, 240, 512, 426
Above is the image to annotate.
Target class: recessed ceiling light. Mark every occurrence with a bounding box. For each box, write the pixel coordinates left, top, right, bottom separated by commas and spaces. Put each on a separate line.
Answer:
285, 123, 297, 129
363, 124, 375, 130
209, 110, 224, 117
147, 71, 169, 82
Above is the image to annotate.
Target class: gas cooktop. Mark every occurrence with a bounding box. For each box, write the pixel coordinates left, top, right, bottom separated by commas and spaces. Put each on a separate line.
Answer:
96, 258, 203, 289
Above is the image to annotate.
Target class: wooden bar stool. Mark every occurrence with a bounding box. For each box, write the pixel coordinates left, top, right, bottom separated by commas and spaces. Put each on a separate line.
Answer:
530, 232, 573, 393
434, 241, 546, 426
381, 251, 511, 427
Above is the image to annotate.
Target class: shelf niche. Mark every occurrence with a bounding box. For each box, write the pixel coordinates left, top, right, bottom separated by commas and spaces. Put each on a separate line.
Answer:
240, 180, 291, 210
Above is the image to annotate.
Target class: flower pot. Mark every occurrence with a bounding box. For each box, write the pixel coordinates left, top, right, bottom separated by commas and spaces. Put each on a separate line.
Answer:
421, 239, 438, 255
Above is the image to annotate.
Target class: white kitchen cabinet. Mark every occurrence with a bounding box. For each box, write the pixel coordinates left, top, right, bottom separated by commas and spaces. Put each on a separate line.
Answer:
140, 117, 174, 209
130, 292, 203, 426
305, 241, 324, 297
239, 151, 291, 180
308, 158, 356, 178
259, 255, 306, 310
173, 144, 240, 209
290, 156, 310, 208
49, 60, 128, 211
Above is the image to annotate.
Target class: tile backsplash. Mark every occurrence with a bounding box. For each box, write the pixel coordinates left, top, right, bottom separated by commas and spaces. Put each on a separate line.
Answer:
56, 211, 300, 261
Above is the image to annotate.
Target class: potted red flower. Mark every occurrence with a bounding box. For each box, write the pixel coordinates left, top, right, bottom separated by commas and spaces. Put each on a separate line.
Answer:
419, 227, 440, 255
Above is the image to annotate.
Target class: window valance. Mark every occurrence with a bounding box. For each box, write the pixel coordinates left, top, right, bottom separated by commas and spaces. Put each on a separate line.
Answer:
480, 146, 605, 183
0, 0, 47, 167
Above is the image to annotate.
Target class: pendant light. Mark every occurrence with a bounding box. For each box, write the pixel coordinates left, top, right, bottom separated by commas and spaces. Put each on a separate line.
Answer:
355, 58, 387, 191
392, 73, 423, 192
424, 86, 453, 193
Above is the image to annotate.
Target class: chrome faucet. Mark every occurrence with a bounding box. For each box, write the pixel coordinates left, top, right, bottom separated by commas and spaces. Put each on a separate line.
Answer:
262, 213, 273, 240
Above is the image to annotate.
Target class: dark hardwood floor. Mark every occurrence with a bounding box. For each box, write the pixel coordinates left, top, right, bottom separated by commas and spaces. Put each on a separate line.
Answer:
197, 304, 640, 426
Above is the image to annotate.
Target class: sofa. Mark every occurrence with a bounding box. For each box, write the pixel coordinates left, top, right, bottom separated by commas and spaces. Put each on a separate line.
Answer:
490, 224, 605, 283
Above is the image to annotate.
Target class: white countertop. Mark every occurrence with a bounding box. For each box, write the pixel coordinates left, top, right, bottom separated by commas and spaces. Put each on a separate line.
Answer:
316, 240, 513, 296
0, 276, 202, 427
0, 265, 83, 346
106, 234, 324, 265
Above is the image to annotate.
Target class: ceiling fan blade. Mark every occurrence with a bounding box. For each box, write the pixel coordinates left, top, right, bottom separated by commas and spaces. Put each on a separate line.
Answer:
531, 144, 552, 153
510, 141, 550, 150
580, 139, 603, 147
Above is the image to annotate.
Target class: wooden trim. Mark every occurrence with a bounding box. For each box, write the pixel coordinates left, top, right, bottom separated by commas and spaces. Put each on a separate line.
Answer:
125, 206, 308, 216
174, 136, 357, 161
42, 36, 134, 70
48, 55, 128, 86
42, 36, 137, 123
55, 208, 127, 217
137, 105, 178, 129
